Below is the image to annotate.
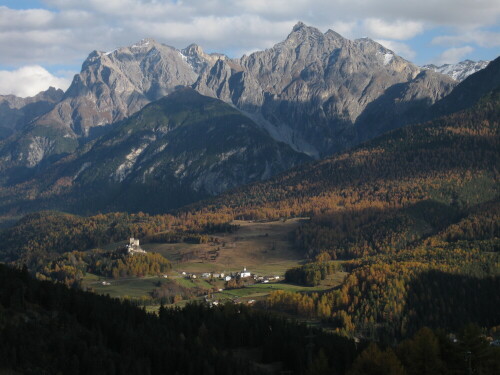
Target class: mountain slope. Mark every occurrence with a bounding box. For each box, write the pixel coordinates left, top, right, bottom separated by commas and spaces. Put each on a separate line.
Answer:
10, 87, 495, 262
423, 59, 490, 81
0, 87, 63, 139
0, 88, 310, 215
36, 39, 198, 136
431, 56, 500, 117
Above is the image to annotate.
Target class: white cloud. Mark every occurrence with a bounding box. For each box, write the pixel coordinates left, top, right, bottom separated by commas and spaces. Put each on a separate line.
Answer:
363, 19, 424, 40
375, 40, 416, 61
0, 1, 498, 69
0, 66, 71, 97
329, 21, 359, 39
432, 30, 500, 48
0, 7, 55, 31
433, 46, 474, 65
40, 0, 500, 26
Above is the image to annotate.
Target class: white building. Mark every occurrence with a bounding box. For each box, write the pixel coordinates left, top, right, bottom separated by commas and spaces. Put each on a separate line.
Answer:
240, 267, 251, 278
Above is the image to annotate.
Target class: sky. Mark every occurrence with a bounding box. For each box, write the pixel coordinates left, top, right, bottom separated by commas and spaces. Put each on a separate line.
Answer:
0, 0, 499, 97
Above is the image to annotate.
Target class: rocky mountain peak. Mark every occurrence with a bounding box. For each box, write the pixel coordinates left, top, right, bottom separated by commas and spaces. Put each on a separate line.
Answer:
131, 37, 157, 48
197, 23, 454, 157
181, 43, 227, 74
182, 43, 204, 56
285, 21, 325, 44
292, 21, 308, 31
324, 29, 344, 39
34, 37, 198, 139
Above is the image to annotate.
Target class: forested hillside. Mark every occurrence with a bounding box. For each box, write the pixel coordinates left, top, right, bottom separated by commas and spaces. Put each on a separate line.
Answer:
1, 89, 498, 348
2, 264, 499, 374
0, 264, 358, 374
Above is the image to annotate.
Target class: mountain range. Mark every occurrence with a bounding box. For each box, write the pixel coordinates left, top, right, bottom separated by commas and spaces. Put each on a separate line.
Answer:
0, 22, 497, 218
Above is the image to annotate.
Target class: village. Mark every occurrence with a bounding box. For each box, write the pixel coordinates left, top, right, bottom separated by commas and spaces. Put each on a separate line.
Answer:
180, 267, 280, 284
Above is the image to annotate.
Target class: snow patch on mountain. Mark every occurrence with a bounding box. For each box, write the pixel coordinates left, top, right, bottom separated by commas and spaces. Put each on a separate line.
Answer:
423, 60, 490, 82
383, 53, 393, 65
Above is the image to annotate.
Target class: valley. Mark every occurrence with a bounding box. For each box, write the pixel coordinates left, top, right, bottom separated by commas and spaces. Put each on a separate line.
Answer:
82, 218, 347, 307
0, 16, 498, 375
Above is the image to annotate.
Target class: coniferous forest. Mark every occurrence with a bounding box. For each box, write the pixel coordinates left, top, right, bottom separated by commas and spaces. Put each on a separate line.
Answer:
2, 264, 500, 374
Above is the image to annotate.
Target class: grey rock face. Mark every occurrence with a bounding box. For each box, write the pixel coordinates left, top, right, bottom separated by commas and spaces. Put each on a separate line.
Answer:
36, 39, 201, 137
0, 39, 223, 171
181, 43, 228, 74
423, 60, 490, 82
75, 88, 310, 195
195, 22, 456, 157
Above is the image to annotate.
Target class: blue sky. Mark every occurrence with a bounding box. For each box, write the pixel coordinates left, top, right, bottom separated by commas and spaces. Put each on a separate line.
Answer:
0, 0, 499, 96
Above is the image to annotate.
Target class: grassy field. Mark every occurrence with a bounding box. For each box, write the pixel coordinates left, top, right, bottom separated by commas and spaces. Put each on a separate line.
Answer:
143, 218, 307, 276
83, 274, 162, 299
214, 271, 347, 302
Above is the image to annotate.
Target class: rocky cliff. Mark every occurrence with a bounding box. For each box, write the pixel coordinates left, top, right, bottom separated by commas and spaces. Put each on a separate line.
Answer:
194, 22, 456, 156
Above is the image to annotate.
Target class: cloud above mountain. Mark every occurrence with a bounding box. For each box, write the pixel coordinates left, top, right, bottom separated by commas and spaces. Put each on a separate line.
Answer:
433, 46, 475, 66
0, 0, 498, 95
0, 65, 71, 97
